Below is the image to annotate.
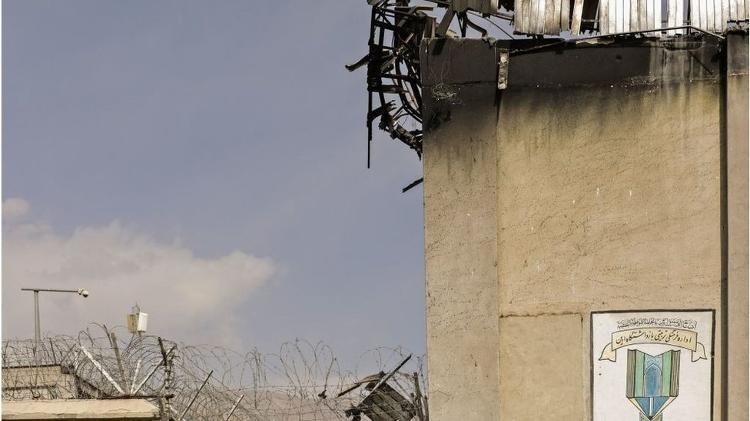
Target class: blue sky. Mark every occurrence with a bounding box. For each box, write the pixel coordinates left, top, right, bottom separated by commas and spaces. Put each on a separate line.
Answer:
2, 0, 425, 368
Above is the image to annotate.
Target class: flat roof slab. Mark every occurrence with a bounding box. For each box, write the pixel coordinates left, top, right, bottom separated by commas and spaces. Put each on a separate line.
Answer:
2, 399, 159, 420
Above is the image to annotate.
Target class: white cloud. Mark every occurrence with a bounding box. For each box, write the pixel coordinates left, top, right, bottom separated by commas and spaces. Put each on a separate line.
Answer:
2, 199, 276, 347
3, 198, 30, 221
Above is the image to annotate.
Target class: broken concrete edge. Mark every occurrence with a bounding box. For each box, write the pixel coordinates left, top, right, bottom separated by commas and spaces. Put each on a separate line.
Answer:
420, 32, 749, 91
1, 399, 160, 420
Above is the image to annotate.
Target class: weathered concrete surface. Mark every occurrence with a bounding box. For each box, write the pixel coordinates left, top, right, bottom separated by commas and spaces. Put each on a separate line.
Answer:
497, 56, 723, 419
726, 31, 749, 421
2, 366, 78, 400
1, 399, 159, 420
497, 85, 721, 313
2, 365, 103, 400
421, 38, 501, 421
499, 314, 584, 420
421, 36, 747, 421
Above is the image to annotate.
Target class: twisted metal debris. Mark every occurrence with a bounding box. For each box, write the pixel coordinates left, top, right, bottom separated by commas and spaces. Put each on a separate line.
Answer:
349, 1, 747, 170
346, 1, 434, 164
2, 324, 427, 421
346, 1, 512, 172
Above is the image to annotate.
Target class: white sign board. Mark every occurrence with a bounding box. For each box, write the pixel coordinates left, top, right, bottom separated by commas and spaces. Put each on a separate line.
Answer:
592, 310, 714, 421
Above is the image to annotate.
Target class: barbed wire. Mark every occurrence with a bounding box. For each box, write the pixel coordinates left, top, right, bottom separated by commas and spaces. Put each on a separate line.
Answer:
2, 324, 427, 421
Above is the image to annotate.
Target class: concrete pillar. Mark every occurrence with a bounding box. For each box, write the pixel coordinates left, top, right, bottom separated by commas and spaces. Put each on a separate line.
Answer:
725, 30, 748, 421
421, 38, 502, 421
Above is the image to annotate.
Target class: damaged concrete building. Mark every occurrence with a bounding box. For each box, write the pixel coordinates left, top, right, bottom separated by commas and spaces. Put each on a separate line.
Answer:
351, 1, 747, 420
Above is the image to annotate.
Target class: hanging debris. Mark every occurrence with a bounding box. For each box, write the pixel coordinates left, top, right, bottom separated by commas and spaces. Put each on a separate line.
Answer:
346, 1, 436, 165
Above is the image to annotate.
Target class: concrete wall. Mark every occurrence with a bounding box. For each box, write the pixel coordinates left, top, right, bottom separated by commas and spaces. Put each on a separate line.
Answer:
3, 366, 78, 400
421, 36, 747, 420
497, 41, 723, 420
2, 365, 103, 400
2, 399, 159, 420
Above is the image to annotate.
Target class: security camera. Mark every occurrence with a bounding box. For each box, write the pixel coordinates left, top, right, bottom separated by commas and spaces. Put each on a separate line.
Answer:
78, 289, 89, 298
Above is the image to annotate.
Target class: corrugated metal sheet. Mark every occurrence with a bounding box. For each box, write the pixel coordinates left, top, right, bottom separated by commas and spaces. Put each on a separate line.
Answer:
598, 0, 701, 35
740, 0, 747, 20
676, 0, 685, 33
638, 0, 647, 30
695, 0, 704, 29
511, 0, 747, 35
654, 0, 662, 32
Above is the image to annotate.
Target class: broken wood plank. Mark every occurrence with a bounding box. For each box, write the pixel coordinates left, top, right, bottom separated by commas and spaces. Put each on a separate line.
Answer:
530, 0, 541, 32
515, 0, 525, 32
561, 0, 571, 31
546, 0, 561, 34
536, 0, 548, 33
600, 0, 611, 33
523, 0, 533, 31
571, 0, 584, 33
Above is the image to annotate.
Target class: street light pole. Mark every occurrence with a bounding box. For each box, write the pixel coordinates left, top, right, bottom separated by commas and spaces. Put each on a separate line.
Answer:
33, 291, 40, 349
21, 287, 89, 364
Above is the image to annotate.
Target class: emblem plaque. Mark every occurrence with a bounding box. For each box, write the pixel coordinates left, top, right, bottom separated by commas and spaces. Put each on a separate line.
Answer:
592, 310, 714, 421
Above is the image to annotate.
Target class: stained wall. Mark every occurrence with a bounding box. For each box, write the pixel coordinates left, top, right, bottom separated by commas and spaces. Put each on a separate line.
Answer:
421, 35, 748, 421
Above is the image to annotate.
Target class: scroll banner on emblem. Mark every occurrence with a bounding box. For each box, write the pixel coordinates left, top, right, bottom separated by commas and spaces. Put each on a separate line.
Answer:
599, 327, 707, 362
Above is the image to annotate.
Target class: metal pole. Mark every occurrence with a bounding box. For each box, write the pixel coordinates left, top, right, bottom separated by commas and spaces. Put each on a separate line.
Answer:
110, 332, 128, 391
22, 288, 84, 294
22, 287, 88, 365
413, 372, 425, 421
223, 394, 244, 421
363, 354, 412, 400
33, 290, 40, 362
179, 370, 213, 421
